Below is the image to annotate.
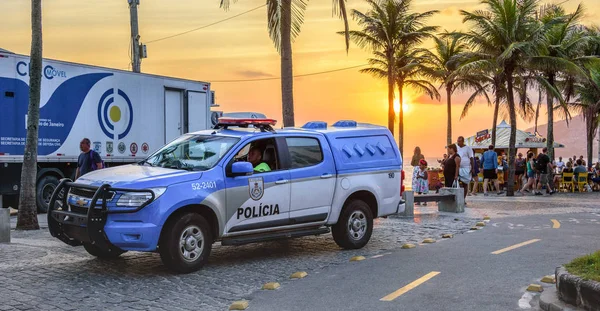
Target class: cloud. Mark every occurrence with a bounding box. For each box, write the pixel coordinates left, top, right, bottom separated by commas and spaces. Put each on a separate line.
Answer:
236, 70, 275, 78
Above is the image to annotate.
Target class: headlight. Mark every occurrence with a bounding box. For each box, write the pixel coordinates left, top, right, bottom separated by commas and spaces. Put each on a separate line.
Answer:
116, 187, 167, 207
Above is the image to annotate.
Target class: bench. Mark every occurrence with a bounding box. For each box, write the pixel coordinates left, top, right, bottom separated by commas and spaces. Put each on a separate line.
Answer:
402, 187, 465, 216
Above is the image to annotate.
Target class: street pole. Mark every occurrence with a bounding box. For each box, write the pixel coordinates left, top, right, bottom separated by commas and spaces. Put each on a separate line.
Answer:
128, 0, 141, 73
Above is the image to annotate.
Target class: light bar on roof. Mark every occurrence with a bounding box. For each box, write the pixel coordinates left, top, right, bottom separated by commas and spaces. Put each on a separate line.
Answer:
216, 117, 277, 127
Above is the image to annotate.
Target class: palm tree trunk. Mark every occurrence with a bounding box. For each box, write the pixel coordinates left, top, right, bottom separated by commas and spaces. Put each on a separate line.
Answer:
280, 0, 295, 127
387, 53, 395, 138
534, 88, 542, 134
546, 74, 555, 161
446, 85, 452, 146
397, 81, 404, 155
491, 94, 499, 146
17, 0, 42, 230
586, 113, 594, 170
505, 68, 517, 197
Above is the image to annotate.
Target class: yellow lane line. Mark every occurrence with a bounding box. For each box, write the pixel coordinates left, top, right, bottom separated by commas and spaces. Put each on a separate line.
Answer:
491, 239, 541, 255
551, 219, 560, 229
380, 271, 440, 301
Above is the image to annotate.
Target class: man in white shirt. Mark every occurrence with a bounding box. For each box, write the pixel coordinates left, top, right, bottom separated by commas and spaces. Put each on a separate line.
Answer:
555, 157, 565, 172
456, 136, 474, 200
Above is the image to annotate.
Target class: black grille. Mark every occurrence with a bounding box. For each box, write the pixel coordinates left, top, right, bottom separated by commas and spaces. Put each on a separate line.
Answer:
69, 187, 114, 200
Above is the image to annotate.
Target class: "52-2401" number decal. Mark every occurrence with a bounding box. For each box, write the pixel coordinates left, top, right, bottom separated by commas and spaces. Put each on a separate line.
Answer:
191, 181, 217, 190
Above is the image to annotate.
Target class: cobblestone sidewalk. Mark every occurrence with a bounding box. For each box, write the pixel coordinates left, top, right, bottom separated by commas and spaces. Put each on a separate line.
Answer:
1, 207, 478, 311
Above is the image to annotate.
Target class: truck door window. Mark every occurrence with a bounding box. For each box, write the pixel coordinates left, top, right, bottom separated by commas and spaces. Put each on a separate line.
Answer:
285, 137, 323, 169
232, 138, 279, 172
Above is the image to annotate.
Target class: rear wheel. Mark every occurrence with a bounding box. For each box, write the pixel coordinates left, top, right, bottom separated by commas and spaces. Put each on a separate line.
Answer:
332, 199, 373, 249
36, 175, 59, 213
159, 213, 212, 274
83, 243, 126, 259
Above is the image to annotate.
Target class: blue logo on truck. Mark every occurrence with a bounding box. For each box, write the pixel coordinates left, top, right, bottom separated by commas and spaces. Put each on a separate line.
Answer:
0, 73, 112, 155
97, 89, 134, 140
16, 62, 67, 80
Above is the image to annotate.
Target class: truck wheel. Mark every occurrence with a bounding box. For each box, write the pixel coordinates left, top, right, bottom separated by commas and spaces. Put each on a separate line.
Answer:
159, 213, 212, 274
332, 199, 373, 249
36, 175, 59, 213
83, 243, 126, 259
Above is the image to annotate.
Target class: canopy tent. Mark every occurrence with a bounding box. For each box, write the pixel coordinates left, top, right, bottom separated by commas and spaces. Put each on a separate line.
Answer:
464, 120, 565, 155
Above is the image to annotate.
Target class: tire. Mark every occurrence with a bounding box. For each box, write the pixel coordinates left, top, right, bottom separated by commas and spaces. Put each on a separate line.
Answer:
332, 199, 374, 249
159, 213, 212, 274
36, 175, 59, 213
83, 243, 126, 259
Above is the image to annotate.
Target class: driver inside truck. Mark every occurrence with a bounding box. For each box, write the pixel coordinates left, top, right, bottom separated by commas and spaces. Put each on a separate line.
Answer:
248, 146, 271, 173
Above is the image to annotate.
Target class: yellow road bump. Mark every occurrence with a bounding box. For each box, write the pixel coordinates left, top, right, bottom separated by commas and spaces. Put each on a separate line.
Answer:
290, 271, 308, 279
470, 227, 479, 231
527, 284, 543, 292
422, 238, 436, 243
262, 282, 280, 290
229, 300, 249, 310
476, 222, 486, 227
380, 271, 441, 301
541, 275, 556, 284
401, 243, 416, 249
483, 215, 491, 220
551, 219, 560, 229
491, 239, 541, 255
442, 234, 454, 239
350, 256, 366, 262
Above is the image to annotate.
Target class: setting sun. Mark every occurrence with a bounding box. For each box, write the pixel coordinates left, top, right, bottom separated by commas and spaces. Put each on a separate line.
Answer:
393, 97, 411, 114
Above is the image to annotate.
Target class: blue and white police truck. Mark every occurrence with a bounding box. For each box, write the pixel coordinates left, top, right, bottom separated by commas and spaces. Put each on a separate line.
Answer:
0, 48, 218, 212
48, 118, 406, 273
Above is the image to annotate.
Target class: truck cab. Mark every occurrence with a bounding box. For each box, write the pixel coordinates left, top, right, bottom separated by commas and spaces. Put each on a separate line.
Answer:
48, 118, 405, 273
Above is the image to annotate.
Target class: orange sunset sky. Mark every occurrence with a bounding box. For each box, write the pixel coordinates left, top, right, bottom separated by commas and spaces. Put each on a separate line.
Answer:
1, 0, 597, 158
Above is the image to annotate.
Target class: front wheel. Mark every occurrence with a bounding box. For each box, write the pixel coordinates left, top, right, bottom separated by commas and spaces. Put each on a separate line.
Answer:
332, 199, 374, 249
159, 213, 212, 273
36, 175, 59, 213
83, 243, 126, 259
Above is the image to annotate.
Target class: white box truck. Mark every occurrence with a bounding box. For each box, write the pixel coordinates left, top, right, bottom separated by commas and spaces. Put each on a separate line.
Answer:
0, 49, 215, 212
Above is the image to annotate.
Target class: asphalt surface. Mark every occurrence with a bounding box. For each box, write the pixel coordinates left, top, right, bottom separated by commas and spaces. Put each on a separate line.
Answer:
248, 211, 600, 311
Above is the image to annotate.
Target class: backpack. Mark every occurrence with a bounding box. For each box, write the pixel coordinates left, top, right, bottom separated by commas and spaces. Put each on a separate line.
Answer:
90, 149, 105, 171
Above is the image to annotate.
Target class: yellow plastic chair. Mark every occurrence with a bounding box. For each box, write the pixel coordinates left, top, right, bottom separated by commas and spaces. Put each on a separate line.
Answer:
574, 175, 588, 192
477, 172, 485, 192
560, 173, 573, 192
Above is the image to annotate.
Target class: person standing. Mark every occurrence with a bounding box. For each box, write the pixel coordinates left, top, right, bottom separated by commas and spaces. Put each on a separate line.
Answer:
411, 146, 425, 191
515, 152, 526, 189
535, 147, 553, 195
456, 136, 473, 200
481, 145, 504, 196
75, 138, 103, 180
443, 144, 461, 188
413, 159, 430, 205
470, 156, 481, 195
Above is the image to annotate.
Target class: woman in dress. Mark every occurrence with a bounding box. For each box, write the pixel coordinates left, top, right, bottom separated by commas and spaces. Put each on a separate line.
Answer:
411, 146, 425, 190
443, 144, 461, 187
413, 159, 430, 205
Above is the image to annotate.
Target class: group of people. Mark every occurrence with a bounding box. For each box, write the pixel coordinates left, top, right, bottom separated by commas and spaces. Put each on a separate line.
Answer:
413, 141, 600, 199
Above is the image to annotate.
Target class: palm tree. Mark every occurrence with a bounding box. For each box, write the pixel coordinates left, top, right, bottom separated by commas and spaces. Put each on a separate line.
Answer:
421, 33, 489, 146
572, 65, 600, 169
344, 0, 437, 152
530, 4, 593, 161
219, 0, 350, 127
459, 0, 555, 196
17, 0, 42, 230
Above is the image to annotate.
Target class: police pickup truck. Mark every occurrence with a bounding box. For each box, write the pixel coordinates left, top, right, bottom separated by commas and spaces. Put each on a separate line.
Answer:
48, 118, 405, 273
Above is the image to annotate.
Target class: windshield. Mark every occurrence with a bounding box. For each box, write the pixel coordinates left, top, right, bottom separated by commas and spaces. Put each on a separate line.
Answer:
143, 135, 239, 171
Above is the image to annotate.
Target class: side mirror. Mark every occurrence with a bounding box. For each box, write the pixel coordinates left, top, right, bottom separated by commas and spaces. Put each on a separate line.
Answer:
231, 161, 254, 177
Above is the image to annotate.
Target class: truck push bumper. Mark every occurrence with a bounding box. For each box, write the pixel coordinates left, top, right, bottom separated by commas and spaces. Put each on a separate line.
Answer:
48, 179, 155, 252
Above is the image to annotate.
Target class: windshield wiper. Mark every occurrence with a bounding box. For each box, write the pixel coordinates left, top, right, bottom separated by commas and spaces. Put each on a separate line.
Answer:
139, 160, 153, 167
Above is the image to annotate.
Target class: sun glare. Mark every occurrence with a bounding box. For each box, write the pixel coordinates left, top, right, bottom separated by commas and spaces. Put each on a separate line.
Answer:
393, 96, 412, 114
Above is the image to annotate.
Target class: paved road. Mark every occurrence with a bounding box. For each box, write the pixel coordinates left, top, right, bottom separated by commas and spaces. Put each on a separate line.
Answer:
248, 211, 600, 311
2, 192, 599, 311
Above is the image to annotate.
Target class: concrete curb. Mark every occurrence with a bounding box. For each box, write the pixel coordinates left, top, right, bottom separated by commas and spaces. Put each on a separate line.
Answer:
556, 266, 600, 311
539, 285, 585, 311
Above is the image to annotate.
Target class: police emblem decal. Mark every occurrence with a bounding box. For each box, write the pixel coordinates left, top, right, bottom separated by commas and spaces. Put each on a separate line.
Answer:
118, 142, 126, 154
106, 142, 113, 154
248, 177, 264, 201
